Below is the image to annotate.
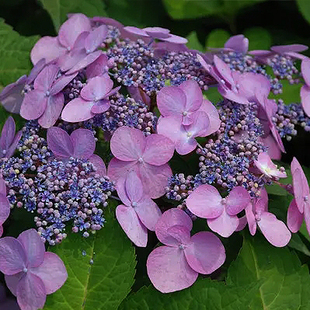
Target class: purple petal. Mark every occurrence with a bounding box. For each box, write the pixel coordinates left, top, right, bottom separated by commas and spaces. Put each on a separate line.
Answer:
81, 75, 113, 101
0, 225, 3, 237
50, 73, 78, 95
188, 111, 210, 137
271, 44, 308, 54
91, 99, 110, 114
137, 162, 172, 199
157, 86, 186, 117
123, 26, 149, 37
207, 211, 239, 238
184, 231, 225, 274
88, 154, 106, 176
34, 64, 59, 92
198, 99, 221, 135
287, 198, 303, 233
245, 203, 257, 235
258, 212, 291, 247
30, 36, 65, 65
0, 194, 10, 225
0, 178, 7, 195
65, 50, 102, 75
110, 127, 145, 161
301, 58, 310, 87
260, 134, 281, 160
226, 186, 250, 216
179, 80, 203, 112
0, 237, 26, 275
116, 204, 148, 247
146, 246, 197, 293
46, 127, 73, 159
143, 134, 174, 166
300, 85, 310, 117
30, 252, 67, 294
20, 91, 47, 120
71, 129, 95, 159
155, 208, 192, 246
218, 85, 249, 105
16, 273, 46, 310
86, 54, 109, 79
162, 34, 188, 44
214, 55, 234, 86
166, 225, 191, 245
292, 168, 309, 213
58, 13, 91, 49
224, 35, 249, 53
61, 97, 94, 122
115, 175, 131, 207
17, 229, 45, 268
135, 197, 161, 231
85, 25, 108, 53
303, 203, 310, 236
107, 158, 138, 183
0, 116, 16, 150
143, 27, 170, 38
186, 184, 223, 219
38, 93, 64, 128
27, 58, 46, 85
5, 272, 23, 296
125, 170, 144, 203
0, 75, 27, 114
58, 48, 86, 72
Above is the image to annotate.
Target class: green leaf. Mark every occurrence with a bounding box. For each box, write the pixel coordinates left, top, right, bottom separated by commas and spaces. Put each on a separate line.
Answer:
38, 0, 107, 32
206, 29, 230, 49
162, 0, 267, 20
0, 19, 39, 87
270, 80, 302, 105
244, 27, 272, 50
44, 208, 136, 310
227, 234, 310, 310
288, 233, 310, 256
186, 32, 204, 52
296, 0, 310, 25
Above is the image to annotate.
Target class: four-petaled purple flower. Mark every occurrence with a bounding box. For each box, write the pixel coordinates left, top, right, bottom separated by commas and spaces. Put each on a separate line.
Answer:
146, 208, 226, 293
47, 127, 106, 175
186, 185, 250, 237
0, 116, 22, 159
108, 126, 175, 199
0, 229, 67, 310
61, 74, 119, 122
115, 170, 162, 247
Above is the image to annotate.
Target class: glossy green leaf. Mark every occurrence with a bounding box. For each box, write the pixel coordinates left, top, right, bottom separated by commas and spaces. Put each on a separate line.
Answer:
44, 207, 136, 310
38, 0, 107, 31
0, 19, 38, 87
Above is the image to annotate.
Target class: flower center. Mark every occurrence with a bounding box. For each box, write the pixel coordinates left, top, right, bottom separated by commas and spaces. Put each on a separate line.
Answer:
221, 198, 226, 205
138, 157, 144, 163
304, 196, 309, 202
45, 90, 50, 97
182, 111, 188, 116
179, 244, 185, 250
131, 201, 137, 208
23, 267, 28, 273
187, 132, 192, 138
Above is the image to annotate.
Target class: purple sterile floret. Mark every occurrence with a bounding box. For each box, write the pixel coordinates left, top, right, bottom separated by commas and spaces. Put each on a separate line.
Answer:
0, 229, 67, 310
115, 170, 161, 247
146, 208, 225, 293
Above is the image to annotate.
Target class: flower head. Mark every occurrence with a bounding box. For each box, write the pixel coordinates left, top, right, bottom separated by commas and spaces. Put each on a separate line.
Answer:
186, 185, 250, 237
146, 208, 225, 293
108, 126, 174, 198
115, 171, 161, 247
0, 229, 67, 310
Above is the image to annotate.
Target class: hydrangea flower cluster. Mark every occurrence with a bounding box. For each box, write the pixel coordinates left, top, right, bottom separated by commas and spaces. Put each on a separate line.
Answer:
1, 12, 310, 309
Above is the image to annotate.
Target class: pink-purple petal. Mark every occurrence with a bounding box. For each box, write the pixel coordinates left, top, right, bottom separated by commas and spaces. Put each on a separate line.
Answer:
123, 26, 149, 37
110, 127, 145, 161
207, 211, 239, 238
61, 97, 94, 122
184, 231, 225, 274
245, 203, 257, 236
108, 158, 138, 183
146, 246, 198, 293
81, 75, 114, 101
34, 65, 59, 92
179, 80, 203, 112
186, 184, 223, 219
5, 272, 23, 296
46, 127, 73, 159
91, 99, 110, 114
20, 91, 47, 120
0, 194, 10, 225
116, 204, 148, 247
125, 170, 144, 203
162, 34, 188, 44
70, 128, 95, 159
38, 93, 64, 128
271, 44, 308, 54
88, 154, 106, 176
224, 35, 249, 54
16, 272, 46, 310
198, 99, 221, 135
226, 186, 250, 216
0, 116, 15, 149
167, 225, 191, 245
143, 134, 174, 166
85, 25, 108, 53
86, 54, 109, 78
0, 237, 26, 275
300, 85, 310, 117
30, 252, 67, 294
155, 208, 192, 246
135, 197, 161, 231
258, 212, 291, 247
287, 198, 303, 233
50, 73, 78, 96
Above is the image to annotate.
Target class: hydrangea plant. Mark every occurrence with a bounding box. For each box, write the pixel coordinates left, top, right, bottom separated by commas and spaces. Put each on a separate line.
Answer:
1, 10, 310, 310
